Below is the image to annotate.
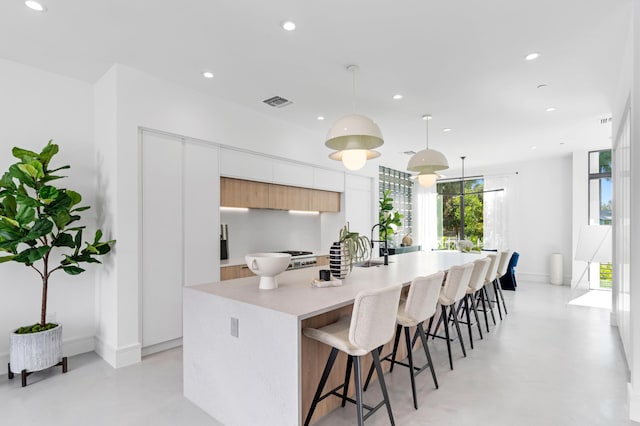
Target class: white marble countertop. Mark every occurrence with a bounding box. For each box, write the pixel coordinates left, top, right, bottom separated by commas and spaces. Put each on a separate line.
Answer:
191, 250, 483, 320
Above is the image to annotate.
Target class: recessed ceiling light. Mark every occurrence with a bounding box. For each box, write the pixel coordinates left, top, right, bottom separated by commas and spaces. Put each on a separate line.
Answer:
25, 1, 46, 11
559, 142, 566, 145
393, 94, 403, 100
545, 107, 557, 112
316, 116, 325, 121
281, 21, 296, 31
525, 52, 540, 61
202, 71, 214, 79
531, 146, 537, 150
421, 114, 432, 121
443, 128, 452, 132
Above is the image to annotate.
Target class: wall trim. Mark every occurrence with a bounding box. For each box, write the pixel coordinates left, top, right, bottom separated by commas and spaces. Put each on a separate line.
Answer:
518, 272, 572, 286
0, 334, 95, 377
94, 336, 141, 369
141, 337, 182, 357
629, 382, 640, 421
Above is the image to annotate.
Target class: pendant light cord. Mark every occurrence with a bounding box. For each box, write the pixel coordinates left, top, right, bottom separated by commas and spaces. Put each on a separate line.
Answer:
350, 65, 357, 112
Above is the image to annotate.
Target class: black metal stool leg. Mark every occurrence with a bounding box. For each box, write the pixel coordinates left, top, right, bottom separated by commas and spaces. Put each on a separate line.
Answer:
7, 363, 14, 380
342, 355, 353, 407
484, 286, 497, 325
452, 307, 467, 358
389, 324, 402, 372
417, 323, 438, 389
497, 280, 508, 314
471, 292, 483, 340
441, 306, 453, 370
464, 296, 473, 349
353, 355, 364, 426
493, 280, 503, 320
372, 349, 395, 426
304, 347, 339, 426
404, 326, 418, 409
363, 346, 383, 391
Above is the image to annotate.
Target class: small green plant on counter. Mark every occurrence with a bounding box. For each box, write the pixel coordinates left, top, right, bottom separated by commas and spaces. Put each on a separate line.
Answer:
0, 141, 116, 333
378, 189, 403, 241
339, 225, 371, 268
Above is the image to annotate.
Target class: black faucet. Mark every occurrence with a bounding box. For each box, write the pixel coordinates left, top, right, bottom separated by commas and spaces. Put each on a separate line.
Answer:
370, 223, 389, 265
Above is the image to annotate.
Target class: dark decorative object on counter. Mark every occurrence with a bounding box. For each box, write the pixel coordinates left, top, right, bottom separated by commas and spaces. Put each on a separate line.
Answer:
329, 225, 370, 279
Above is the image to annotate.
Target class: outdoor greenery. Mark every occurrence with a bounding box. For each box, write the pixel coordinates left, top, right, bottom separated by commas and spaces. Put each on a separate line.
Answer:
438, 179, 484, 244
378, 189, 403, 241
0, 141, 115, 332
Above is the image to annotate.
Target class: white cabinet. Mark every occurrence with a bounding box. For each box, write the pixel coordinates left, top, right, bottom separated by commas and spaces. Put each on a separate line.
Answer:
313, 168, 344, 192
141, 131, 184, 349
344, 174, 375, 239
141, 130, 220, 352
273, 159, 313, 188
219, 148, 272, 182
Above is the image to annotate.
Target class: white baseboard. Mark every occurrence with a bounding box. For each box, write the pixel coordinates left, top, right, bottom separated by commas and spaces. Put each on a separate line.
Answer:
94, 336, 141, 369
518, 273, 571, 286
0, 334, 95, 377
141, 337, 182, 357
628, 382, 640, 421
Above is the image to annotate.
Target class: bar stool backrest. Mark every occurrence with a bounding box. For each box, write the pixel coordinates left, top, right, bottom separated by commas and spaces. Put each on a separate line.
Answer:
404, 271, 445, 324
484, 253, 499, 284
497, 250, 512, 279
349, 284, 402, 353
469, 257, 491, 292
441, 263, 474, 305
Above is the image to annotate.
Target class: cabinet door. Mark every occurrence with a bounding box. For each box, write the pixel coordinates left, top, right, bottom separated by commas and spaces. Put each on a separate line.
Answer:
313, 168, 344, 192
268, 184, 310, 211
220, 148, 272, 182
273, 160, 313, 188
141, 132, 184, 348
344, 176, 374, 238
310, 189, 340, 212
221, 177, 269, 208
184, 142, 219, 286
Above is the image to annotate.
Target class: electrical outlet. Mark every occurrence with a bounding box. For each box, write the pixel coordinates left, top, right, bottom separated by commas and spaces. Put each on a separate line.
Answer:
230, 317, 239, 338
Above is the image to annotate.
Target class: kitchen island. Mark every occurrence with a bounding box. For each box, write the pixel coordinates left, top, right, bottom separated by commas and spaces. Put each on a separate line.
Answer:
183, 250, 482, 426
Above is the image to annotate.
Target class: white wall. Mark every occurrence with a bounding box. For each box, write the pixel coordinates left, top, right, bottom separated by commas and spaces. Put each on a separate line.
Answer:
459, 155, 573, 282
612, 3, 640, 421
0, 58, 97, 366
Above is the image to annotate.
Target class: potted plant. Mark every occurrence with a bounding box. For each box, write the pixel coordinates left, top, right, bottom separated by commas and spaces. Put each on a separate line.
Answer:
378, 189, 403, 247
329, 224, 371, 279
0, 141, 115, 386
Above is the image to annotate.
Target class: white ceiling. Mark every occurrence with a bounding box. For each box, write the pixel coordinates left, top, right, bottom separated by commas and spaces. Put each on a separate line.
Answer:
0, 0, 631, 173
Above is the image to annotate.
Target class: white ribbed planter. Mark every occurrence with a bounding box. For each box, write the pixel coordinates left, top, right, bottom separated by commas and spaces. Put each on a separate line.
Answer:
9, 324, 62, 373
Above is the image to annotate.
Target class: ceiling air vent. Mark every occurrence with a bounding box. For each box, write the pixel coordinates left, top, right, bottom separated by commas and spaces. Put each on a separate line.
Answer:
403, 150, 416, 155
600, 116, 612, 125
263, 96, 293, 108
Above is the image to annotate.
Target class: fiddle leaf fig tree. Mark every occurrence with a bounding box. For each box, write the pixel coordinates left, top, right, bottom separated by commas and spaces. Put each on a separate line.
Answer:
0, 141, 115, 331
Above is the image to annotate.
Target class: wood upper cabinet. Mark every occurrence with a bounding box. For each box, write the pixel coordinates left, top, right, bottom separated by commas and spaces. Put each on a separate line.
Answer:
220, 264, 255, 281
221, 177, 340, 212
220, 177, 269, 208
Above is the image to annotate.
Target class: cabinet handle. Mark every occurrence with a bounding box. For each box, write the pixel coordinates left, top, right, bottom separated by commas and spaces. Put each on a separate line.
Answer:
241, 266, 249, 270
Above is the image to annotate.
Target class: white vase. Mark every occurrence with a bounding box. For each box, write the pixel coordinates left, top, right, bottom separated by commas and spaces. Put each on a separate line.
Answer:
329, 242, 351, 279
9, 324, 63, 373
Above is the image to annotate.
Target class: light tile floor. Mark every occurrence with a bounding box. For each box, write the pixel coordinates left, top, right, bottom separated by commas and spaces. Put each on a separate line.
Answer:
1, 282, 636, 426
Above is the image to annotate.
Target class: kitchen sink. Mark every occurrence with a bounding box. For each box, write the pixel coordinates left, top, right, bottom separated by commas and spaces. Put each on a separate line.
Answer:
355, 259, 391, 268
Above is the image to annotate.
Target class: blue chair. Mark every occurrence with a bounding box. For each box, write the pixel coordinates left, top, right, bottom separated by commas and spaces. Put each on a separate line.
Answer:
499, 252, 519, 291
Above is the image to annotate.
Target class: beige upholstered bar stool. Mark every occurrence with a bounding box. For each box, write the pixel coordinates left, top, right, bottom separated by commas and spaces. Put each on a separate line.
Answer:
458, 257, 491, 349
303, 284, 402, 426
362, 271, 445, 410
494, 249, 512, 318
429, 262, 474, 370
477, 252, 499, 332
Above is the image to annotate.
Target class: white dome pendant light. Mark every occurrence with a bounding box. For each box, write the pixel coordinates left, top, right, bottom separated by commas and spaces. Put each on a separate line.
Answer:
326, 65, 383, 171
407, 114, 449, 187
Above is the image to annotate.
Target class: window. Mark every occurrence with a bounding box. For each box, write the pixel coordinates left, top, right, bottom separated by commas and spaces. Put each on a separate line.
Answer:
378, 166, 413, 245
437, 177, 484, 249
588, 149, 612, 289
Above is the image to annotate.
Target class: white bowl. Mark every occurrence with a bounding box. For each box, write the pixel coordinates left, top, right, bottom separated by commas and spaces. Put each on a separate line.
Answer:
245, 253, 292, 290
